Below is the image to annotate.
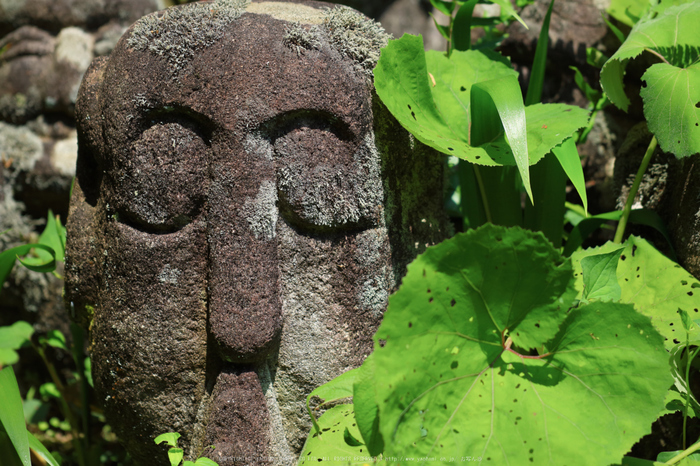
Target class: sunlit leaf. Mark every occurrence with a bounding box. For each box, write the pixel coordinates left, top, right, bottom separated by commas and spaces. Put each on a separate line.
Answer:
306, 368, 359, 434
370, 225, 670, 464
0, 367, 31, 466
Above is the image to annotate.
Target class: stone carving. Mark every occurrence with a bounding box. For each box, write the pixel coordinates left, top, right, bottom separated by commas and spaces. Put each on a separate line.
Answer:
64, 1, 447, 464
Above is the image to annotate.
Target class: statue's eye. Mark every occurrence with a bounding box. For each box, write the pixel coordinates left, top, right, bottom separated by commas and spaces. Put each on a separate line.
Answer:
108, 116, 210, 233
268, 113, 383, 233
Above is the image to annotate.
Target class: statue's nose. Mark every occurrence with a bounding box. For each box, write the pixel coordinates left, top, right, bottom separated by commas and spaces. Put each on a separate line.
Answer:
207, 149, 282, 363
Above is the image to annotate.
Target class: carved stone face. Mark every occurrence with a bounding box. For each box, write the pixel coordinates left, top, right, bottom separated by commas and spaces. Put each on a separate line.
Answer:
65, 1, 446, 464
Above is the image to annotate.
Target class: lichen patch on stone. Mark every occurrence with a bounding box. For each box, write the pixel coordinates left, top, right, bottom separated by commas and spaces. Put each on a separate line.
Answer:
126, 0, 249, 77
322, 6, 391, 75
246, 2, 325, 24
283, 22, 321, 56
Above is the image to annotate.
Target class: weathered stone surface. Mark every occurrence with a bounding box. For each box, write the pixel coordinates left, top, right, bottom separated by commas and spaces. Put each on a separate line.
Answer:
65, 1, 448, 464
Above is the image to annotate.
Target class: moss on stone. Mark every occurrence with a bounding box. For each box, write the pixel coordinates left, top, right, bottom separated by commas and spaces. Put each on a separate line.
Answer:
126, 0, 250, 78
283, 22, 321, 56
322, 6, 391, 76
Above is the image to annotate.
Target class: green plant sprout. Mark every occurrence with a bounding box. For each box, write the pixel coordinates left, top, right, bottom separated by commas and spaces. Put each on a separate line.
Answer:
154, 432, 219, 466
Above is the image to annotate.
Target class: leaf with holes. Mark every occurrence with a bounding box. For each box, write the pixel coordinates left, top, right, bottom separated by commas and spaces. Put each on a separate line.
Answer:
298, 404, 383, 465
572, 238, 700, 349
600, 3, 700, 157
370, 225, 671, 465
374, 34, 589, 170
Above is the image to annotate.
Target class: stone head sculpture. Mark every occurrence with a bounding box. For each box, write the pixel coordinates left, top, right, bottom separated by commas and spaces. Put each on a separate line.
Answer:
64, 0, 447, 464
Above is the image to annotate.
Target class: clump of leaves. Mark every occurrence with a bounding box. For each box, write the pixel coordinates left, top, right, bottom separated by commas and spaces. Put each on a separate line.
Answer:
155, 432, 218, 466
300, 225, 675, 465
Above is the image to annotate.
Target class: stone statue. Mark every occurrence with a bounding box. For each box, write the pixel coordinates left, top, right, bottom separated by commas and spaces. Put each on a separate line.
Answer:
64, 1, 447, 464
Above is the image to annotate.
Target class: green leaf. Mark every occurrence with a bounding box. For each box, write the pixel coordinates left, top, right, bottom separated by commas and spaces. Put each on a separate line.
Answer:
607, 0, 648, 27
580, 247, 625, 302
0, 367, 31, 466
430, 14, 451, 40
490, 0, 528, 29
168, 447, 184, 466
617, 236, 700, 349
371, 225, 671, 464
640, 62, 700, 158
27, 431, 61, 466
298, 405, 375, 465
154, 432, 181, 448
193, 457, 219, 466
306, 368, 360, 435
600, 3, 700, 112
572, 237, 700, 349
471, 76, 532, 200
373, 35, 589, 172
39, 383, 60, 400
452, 0, 478, 52
430, 0, 456, 16
353, 354, 384, 456
0, 322, 34, 366
551, 137, 588, 215
679, 308, 694, 332
562, 208, 674, 257
620, 457, 665, 466
42, 330, 68, 351
668, 342, 700, 418
658, 451, 700, 462
0, 243, 56, 292
524, 0, 555, 106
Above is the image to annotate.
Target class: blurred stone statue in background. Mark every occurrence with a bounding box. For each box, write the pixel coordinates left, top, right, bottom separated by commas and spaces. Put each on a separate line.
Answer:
64, 0, 447, 464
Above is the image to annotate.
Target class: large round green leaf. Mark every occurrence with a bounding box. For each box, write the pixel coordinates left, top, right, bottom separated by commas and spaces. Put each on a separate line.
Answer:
372, 225, 671, 465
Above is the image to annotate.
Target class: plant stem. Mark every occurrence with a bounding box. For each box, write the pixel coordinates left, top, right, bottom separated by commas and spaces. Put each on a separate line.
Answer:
683, 346, 700, 449
35, 344, 87, 466
665, 438, 700, 465
613, 135, 657, 243
472, 165, 493, 224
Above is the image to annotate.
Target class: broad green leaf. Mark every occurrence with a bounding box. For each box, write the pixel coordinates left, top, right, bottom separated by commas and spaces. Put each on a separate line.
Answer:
607, 0, 649, 27
640, 62, 700, 157
154, 432, 181, 448
668, 342, 700, 419
580, 246, 625, 302
27, 431, 61, 466
168, 447, 184, 466
298, 404, 380, 465
620, 457, 664, 466
353, 354, 383, 456
0, 322, 34, 366
617, 236, 700, 349
306, 368, 359, 434
0, 431, 25, 466
371, 225, 671, 465
572, 237, 700, 349
0, 367, 31, 466
600, 3, 700, 112
374, 35, 588, 170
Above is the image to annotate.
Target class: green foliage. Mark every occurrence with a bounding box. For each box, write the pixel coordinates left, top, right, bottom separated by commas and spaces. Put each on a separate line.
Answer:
0, 322, 34, 366
155, 432, 219, 466
300, 226, 677, 465
0, 367, 60, 466
600, 2, 700, 157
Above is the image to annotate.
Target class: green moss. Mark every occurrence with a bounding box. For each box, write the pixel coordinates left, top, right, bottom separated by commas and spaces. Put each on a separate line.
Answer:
126, 0, 250, 78
283, 22, 321, 56
322, 6, 391, 76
